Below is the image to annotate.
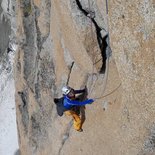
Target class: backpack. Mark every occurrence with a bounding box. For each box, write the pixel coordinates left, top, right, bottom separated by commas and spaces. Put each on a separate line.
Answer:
54, 97, 67, 116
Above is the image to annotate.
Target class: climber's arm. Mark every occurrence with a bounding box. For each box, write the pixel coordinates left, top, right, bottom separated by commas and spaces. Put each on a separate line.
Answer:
66, 98, 94, 106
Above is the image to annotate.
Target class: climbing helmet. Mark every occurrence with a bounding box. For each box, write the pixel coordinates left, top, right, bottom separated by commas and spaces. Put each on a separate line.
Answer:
62, 86, 72, 95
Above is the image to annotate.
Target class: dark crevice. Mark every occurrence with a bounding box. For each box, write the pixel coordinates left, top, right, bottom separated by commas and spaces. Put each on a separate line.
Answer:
99, 35, 108, 73
66, 61, 75, 85
18, 91, 27, 107
7, 0, 10, 12
75, 0, 89, 16
75, 0, 111, 73
35, 71, 42, 107
18, 91, 29, 134
58, 121, 72, 155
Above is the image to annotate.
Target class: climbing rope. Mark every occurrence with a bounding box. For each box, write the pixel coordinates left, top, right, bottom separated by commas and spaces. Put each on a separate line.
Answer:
94, 83, 121, 100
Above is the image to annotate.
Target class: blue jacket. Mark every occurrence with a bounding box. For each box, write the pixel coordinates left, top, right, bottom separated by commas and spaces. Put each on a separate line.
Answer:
63, 89, 94, 110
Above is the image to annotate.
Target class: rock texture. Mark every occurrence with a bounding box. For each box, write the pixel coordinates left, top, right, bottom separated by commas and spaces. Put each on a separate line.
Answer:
109, 0, 155, 154
14, 0, 154, 155
0, 0, 10, 60
0, 0, 19, 155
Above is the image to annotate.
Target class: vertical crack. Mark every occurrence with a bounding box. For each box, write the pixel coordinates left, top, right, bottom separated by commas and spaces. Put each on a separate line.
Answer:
58, 121, 72, 155
66, 61, 75, 85
18, 91, 29, 134
18, 91, 27, 107
75, 0, 111, 73
7, 0, 10, 12
75, 0, 89, 16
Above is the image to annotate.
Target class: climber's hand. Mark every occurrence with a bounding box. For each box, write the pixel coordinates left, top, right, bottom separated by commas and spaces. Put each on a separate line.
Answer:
92, 99, 96, 102
88, 99, 95, 104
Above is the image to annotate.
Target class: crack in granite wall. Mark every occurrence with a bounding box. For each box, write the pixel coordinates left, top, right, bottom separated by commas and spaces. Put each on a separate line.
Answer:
58, 121, 73, 155
66, 61, 75, 85
75, 0, 110, 73
18, 90, 29, 134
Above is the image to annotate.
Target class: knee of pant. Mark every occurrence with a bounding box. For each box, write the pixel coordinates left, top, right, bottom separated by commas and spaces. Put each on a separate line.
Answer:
74, 117, 81, 124
64, 111, 72, 116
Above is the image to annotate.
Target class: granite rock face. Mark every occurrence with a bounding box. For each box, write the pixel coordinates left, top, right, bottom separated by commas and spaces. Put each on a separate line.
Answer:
14, 0, 154, 155
109, 0, 155, 154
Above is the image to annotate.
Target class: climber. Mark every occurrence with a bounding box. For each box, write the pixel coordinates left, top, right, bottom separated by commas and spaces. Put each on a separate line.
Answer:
62, 86, 94, 132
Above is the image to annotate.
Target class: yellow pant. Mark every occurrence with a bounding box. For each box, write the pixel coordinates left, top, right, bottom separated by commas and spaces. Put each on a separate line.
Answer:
65, 110, 82, 131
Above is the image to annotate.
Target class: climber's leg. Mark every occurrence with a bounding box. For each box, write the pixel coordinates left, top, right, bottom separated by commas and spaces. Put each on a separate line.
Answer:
65, 110, 82, 131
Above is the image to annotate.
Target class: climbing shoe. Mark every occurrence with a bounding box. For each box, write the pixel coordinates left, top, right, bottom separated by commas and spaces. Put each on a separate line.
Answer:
77, 129, 83, 132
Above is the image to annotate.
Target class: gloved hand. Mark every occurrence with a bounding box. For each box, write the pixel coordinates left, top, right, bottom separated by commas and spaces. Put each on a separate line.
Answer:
80, 86, 87, 93
88, 99, 95, 104
92, 99, 96, 102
